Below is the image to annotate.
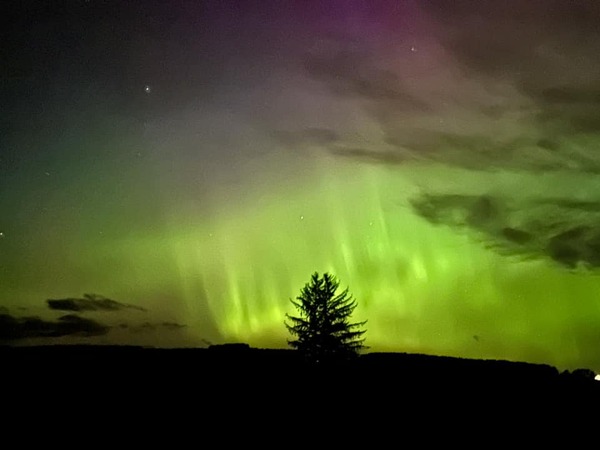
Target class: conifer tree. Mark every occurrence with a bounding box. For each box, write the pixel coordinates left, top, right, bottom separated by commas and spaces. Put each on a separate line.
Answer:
285, 272, 367, 364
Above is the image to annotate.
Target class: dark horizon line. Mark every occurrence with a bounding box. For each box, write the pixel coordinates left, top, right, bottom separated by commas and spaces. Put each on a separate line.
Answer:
2, 341, 597, 375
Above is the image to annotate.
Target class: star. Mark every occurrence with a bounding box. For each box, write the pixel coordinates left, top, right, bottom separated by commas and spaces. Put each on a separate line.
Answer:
410, 46, 417, 52
0, 232, 5, 238
144, 85, 151, 94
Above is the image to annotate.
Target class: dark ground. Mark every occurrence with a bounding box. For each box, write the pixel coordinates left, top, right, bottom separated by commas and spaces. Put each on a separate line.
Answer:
2, 344, 599, 431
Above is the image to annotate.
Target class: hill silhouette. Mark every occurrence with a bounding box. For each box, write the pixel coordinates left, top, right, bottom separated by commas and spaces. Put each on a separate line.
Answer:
3, 344, 598, 409
3, 343, 596, 438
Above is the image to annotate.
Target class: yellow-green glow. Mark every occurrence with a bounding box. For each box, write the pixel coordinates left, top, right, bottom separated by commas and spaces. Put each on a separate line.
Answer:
4, 144, 600, 372
4, 0, 600, 375
158, 155, 600, 372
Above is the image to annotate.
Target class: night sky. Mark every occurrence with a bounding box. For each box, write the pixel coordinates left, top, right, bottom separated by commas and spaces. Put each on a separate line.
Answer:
2, 0, 600, 373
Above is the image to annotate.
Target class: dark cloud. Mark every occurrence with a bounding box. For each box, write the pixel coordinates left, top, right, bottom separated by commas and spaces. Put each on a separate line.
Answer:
271, 127, 340, 148
396, 0, 600, 269
501, 227, 533, 245
546, 227, 600, 269
424, 10, 544, 78
55, 314, 110, 336
423, 1, 600, 171
523, 84, 600, 140
383, 132, 528, 172
330, 133, 524, 172
423, 1, 600, 80
304, 50, 430, 111
0, 312, 109, 340
309, 1, 600, 178
333, 120, 600, 175
410, 193, 600, 269
409, 194, 504, 229
535, 198, 600, 213
47, 294, 146, 313
128, 321, 187, 333
535, 87, 600, 106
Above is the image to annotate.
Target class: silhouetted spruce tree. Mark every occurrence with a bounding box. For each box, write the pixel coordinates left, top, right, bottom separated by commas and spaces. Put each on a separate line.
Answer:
285, 272, 367, 364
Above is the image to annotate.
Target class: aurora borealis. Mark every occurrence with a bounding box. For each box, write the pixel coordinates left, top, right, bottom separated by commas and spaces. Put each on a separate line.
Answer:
2, 0, 600, 373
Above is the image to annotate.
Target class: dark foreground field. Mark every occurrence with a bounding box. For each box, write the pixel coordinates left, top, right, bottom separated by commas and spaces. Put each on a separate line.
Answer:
3, 344, 598, 394
3, 344, 599, 427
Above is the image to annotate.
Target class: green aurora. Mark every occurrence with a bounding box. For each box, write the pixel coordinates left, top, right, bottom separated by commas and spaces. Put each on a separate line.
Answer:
4, 152, 600, 372
2, 1, 600, 373
166, 157, 600, 371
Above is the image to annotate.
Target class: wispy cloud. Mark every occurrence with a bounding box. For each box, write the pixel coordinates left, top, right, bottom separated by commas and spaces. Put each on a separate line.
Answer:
304, 49, 430, 111
0, 312, 109, 340
299, 1, 600, 178
47, 294, 146, 313
120, 321, 187, 333
410, 192, 600, 269
270, 127, 340, 148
